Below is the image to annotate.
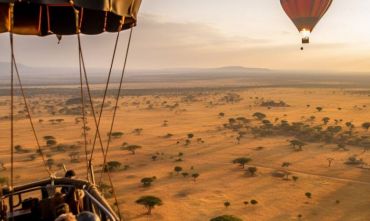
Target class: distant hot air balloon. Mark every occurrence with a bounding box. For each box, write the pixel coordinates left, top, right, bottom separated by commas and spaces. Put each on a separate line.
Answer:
280, 0, 333, 45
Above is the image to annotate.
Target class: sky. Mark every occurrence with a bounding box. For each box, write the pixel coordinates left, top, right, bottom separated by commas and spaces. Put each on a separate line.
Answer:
1, 0, 370, 73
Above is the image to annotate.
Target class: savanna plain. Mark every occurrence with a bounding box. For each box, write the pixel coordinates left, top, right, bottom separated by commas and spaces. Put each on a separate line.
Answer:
0, 74, 370, 221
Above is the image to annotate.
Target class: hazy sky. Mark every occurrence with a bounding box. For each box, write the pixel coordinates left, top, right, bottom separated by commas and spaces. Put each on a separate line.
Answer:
1, 0, 370, 73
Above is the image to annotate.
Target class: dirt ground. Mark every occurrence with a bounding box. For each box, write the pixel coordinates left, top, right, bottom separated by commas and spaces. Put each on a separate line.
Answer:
0, 86, 370, 221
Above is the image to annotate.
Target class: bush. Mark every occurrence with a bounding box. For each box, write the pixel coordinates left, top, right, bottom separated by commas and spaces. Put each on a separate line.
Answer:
141, 177, 156, 187
210, 215, 242, 221
0, 177, 8, 185
46, 139, 57, 147
250, 199, 258, 205
104, 161, 122, 172
305, 192, 312, 199
109, 132, 124, 139
247, 167, 257, 176
174, 166, 183, 175
121, 144, 142, 155
224, 201, 230, 208
345, 156, 363, 165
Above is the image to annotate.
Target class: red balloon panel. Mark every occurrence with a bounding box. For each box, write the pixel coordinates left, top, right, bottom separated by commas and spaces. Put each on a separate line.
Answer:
281, 0, 333, 32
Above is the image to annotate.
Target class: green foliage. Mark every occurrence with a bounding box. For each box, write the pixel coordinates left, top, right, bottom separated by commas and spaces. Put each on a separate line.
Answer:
232, 157, 252, 169
174, 166, 183, 174
345, 155, 363, 165
253, 112, 266, 120
250, 199, 258, 205
104, 161, 122, 172
43, 136, 55, 140
46, 139, 57, 146
46, 158, 54, 169
210, 215, 242, 221
290, 140, 306, 151
224, 201, 231, 208
0, 177, 8, 185
362, 122, 370, 131
192, 173, 200, 182
121, 144, 142, 155
14, 145, 31, 154
322, 117, 330, 125
247, 167, 257, 176
109, 131, 124, 139
305, 192, 312, 199
141, 177, 156, 187
135, 196, 163, 215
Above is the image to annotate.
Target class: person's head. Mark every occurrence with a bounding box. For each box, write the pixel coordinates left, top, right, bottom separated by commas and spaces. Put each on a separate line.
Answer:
55, 213, 76, 221
56, 203, 70, 217
65, 170, 76, 179
77, 211, 101, 221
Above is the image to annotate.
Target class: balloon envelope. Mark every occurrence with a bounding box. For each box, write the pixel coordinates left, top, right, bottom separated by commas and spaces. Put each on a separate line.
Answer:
0, 0, 141, 36
280, 0, 332, 43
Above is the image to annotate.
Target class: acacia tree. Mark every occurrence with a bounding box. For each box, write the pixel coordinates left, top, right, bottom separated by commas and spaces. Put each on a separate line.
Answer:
192, 173, 200, 182
290, 140, 305, 151
120, 144, 142, 155
327, 158, 334, 167
361, 122, 370, 131
135, 196, 163, 215
232, 157, 252, 169
247, 167, 257, 176
141, 177, 156, 187
322, 117, 330, 125
174, 166, 183, 175
252, 112, 266, 121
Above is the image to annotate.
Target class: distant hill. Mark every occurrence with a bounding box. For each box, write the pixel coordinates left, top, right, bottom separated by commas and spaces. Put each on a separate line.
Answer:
0, 63, 272, 85
1, 62, 370, 87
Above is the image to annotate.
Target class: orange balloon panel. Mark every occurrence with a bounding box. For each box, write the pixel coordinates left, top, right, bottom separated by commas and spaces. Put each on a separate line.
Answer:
280, 0, 333, 32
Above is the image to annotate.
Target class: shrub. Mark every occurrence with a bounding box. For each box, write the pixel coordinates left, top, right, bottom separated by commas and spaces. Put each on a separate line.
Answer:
141, 177, 156, 187
174, 166, 183, 175
210, 215, 242, 221
46, 139, 57, 147
192, 173, 200, 182
121, 145, 142, 155
104, 161, 122, 172
224, 201, 230, 208
250, 199, 258, 205
305, 192, 312, 199
247, 167, 257, 176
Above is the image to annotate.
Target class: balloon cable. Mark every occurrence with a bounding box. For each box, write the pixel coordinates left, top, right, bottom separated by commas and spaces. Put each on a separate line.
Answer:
77, 32, 123, 221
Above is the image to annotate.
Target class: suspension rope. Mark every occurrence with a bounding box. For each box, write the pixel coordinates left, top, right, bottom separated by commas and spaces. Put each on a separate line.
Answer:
12, 56, 52, 177
89, 30, 122, 165
73, 11, 123, 221
99, 28, 133, 184
77, 35, 123, 221
78, 43, 90, 181
9, 0, 15, 198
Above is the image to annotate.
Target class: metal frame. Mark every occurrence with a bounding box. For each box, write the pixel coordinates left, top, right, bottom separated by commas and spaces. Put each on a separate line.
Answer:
1, 178, 119, 221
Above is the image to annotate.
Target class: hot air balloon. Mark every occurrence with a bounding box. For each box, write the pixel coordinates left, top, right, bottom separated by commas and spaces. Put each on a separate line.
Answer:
280, 0, 333, 45
0, 1, 141, 220
0, 0, 141, 35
